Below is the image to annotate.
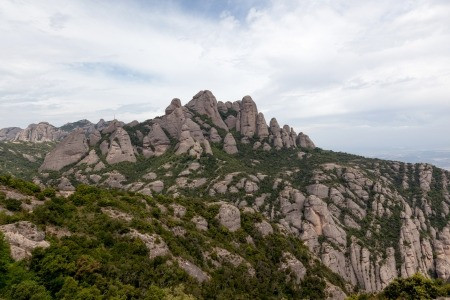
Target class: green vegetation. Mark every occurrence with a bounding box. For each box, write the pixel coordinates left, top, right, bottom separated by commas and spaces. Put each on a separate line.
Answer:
347, 273, 450, 300
0, 175, 346, 299
0, 142, 55, 180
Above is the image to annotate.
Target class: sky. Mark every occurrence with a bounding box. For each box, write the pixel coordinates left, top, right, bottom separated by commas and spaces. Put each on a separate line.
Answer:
1, 0, 449, 156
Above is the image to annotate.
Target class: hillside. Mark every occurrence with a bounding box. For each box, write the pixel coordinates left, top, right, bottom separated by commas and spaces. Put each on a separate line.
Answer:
0, 175, 346, 299
0, 90, 450, 297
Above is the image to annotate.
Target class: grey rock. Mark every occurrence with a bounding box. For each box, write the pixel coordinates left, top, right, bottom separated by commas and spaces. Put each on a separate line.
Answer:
15, 122, 67, 142
77, 149, 99, 166
0, 221, 50, 260
238, 95, 258, 138
186, 90, 228, 130
58, 177, 75, 191
165, 98, 181, 115
176, 257, 210, 282
280, 252, 306, 284
129, 230, 170, 259
192, 216, 208, 231
106, 128, 136, 164
39, 129, 89, 171
209, 127, 222, 143
307, 183, 329, 198
256, 112, 269, 139
223, 133, 238, 155
255, 220, 273, 237
225, 115, 237, 129
0, 127, 21, 141
147, 123, 170, 156
88, 130, 101, 146
297, 132, 316, 149
217, 204, 241, 232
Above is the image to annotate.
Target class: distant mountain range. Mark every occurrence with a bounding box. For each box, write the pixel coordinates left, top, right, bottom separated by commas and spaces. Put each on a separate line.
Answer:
0, 90, 449, 298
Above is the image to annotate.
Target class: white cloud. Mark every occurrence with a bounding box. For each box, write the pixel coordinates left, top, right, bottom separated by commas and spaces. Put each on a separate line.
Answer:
0, 0, 449, 152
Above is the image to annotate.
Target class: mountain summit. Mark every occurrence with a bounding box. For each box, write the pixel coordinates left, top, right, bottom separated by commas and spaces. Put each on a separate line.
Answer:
0, 90, 449, 298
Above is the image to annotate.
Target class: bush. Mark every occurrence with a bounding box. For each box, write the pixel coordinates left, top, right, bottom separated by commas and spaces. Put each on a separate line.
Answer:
4, 198, 22, 212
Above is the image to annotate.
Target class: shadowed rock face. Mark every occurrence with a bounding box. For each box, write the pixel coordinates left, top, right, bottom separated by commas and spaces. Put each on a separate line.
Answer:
39, 129, 89, 171
186, 90, 228, 131
106, 127, 136, 164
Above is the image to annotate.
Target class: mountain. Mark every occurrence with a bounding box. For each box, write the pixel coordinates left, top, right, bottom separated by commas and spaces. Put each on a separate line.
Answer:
0, 90, 450, 298
0, 175, 347, 299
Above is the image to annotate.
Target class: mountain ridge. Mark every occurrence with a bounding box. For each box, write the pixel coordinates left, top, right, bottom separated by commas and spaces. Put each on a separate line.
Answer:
0, 90, 450, 297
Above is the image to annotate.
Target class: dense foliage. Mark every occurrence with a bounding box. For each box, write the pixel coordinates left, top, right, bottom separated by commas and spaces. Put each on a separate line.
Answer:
348, 273, 450, 300
0, 176, 345, 299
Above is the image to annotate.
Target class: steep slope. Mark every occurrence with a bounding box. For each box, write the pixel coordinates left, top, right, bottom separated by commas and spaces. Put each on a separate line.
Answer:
0, 175, 347, 299
0, 90, 449, 294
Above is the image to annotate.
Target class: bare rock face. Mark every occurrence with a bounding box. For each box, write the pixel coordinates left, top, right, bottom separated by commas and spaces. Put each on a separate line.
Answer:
297, 132, 316, 149
225, 115, 237, 130
77, 149, 99, 166
217, 204, 241, 232
223, 133, 238, 155
209, 127, 222, 143
306, 184, 329, 198
106, 128, 136, 164
238, 96, 258, 138
58, 177, 75, 191
256, 112, 269, 139
175, 124, 196, 155
147, 124, 170, 156
186, 90, 228, 130
192, 216, 208, 231
280, 252, 307, 284
176, 257, 210, 282
325, 282, 347, 300
88, 130, 101, 146
14, 122, 67, 142
158, 106, 187, 139
255, 220, 273, 237
129, 230, 170, 259
269, 118, 283, 149
40, 129, 89, 171
0, 221, 50, 260
165, 98, 181, 115
0, 127, 21, 141
301, 195, 347, 248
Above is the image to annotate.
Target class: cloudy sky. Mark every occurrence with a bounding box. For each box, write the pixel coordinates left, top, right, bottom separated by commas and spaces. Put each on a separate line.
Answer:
1, 0, 449, 155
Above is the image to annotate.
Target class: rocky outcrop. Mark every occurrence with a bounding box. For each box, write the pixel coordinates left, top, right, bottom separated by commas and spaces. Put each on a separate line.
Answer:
209, 127, 222, 143
146, 123, 170, 156
256, 113, 269, 139
237, 96, 258, 138
165, 98, 181, 115
223, 133, 238, 155
77, 149, 100, 166
192, 216, 208, 231
255, 220, 273, 237
39, 129, 89, 171
14, 122, 67, 142
0, 127, 21, 141
106, 128, 136, 164
297, 132, 315, 149
186, 90, 228, 131
129, 230, 170, 259
0, 221, 50, 260
280, 252, 307, 284
176, 257, 210, 282
217, 204, 241, 232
